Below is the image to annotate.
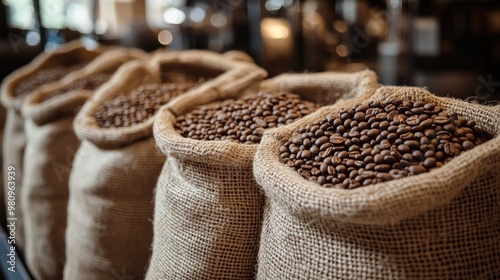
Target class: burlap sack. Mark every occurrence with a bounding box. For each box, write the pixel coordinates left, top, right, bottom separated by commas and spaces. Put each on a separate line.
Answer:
65, 51, 266, 280
147, 70, 378, 279
0, 40, 104, 252
254, 86, 500, 279
20, 48, 147, 280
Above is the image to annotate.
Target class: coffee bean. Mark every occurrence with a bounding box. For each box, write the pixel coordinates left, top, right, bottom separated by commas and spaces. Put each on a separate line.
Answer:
462, 140, 475, 150
42, 73, 112, 102
336, 165, 347, 173
330, 135, 345, 145
376, 172, 393, 181
443, 142, 458, 156
434, 116, 450, 125
423, 157, 436, 169
374, 164, 391, 172
409, 165, 427, 175
280, 99, 491, 188
176, 91, 318, 144
310, 145, 320, 155
14, 62, 89, 97
98, 81, 203, 128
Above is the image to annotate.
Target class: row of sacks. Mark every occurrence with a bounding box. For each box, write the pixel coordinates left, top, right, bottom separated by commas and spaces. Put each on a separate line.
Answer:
2, 40, 499, 280
0, 41, 266, 279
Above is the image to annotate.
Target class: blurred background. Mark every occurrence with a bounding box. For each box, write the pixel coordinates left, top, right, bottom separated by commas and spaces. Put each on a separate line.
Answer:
0, 0, 499, 102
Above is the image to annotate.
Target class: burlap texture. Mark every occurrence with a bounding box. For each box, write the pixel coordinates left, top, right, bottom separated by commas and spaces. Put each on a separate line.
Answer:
254, 86, 500, 279
20, 48, 147, 280
0, 40, 104, 252
65, 51, 266, 280
146, 70, 378, 279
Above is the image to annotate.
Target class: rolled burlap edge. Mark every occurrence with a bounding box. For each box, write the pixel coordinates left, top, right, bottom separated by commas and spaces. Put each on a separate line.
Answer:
151, 50, 268, 117
73, 59, 160, 148
22, 48, 148, 126
254, 85, 500, 225
260, 69, 379, 105
0, 40, 106, 110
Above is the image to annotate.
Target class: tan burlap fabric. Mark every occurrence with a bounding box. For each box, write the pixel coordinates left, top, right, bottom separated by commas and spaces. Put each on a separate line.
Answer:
254, 86, 500, 279
146, 70, 378, 279
0, 40, 105, 252
65, 51, 266, 280
20, 48, 147, 280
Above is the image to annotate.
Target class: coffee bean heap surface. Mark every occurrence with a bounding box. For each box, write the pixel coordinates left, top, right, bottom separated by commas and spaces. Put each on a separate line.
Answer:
14, 62, 88, 97
40, 73, 112, 102
95, 81, 201, 128
175, 91, 320, 145
279, 99, 491, 189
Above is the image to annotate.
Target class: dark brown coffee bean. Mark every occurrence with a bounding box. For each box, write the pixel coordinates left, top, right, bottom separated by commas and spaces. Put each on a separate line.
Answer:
423, 103, 435, 111
336, 165, 347, 173
383, 155, 397, 164
374, 164, 391, 172
386, 110, 399, 121
412, 150, 423, 160
397, 144, 410, 153
354, 112, 365, 122
462, 140, 475, 150
15, 62, 89, 97
376, 172, 393, 181
420, 118, 433, 129
384, 104, 396, 112
314, 136, 328, 146
310, 145, 320, 155
404, 140, 420, 149
443, 142, 458, 156
281, 99, 491, 189
364, 163, 376, 170
409, 165, 427, 175
311, 167, 321, 176
423, 157, 437, 168
177, 91, 318, 144
330, 135, 345, 145
301, 150, 312, 159
443, 123, 456, 133
434, 116, 450, 125
406, 115, 420, 126
366, 129, 380, 139
331, 156, 343, 165
360, 171, 375, 179
355, 104, 370, 112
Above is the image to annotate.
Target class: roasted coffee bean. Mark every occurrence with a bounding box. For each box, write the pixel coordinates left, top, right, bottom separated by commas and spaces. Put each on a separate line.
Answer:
409, 165, 427, 175
14, 62, 88, 97
279, 99, 491, 189
97, 80, 202, 128
41, 73, 111, 101
175, 91, 318, 144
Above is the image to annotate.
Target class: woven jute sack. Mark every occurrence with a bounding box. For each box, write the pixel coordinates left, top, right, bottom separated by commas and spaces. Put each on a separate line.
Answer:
65, 51, 267, 280
146, 70, 378, 279
20, 48, 147, 280
0, 40, 105, 252
254, 86, 500, 279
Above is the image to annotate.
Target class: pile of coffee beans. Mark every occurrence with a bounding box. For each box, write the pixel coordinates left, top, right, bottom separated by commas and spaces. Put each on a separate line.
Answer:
40, 73, 112, 102
14, 62, 88, 97
175, 91, 319, 145
279, 99, 491, 189
94, 81, 201, 128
